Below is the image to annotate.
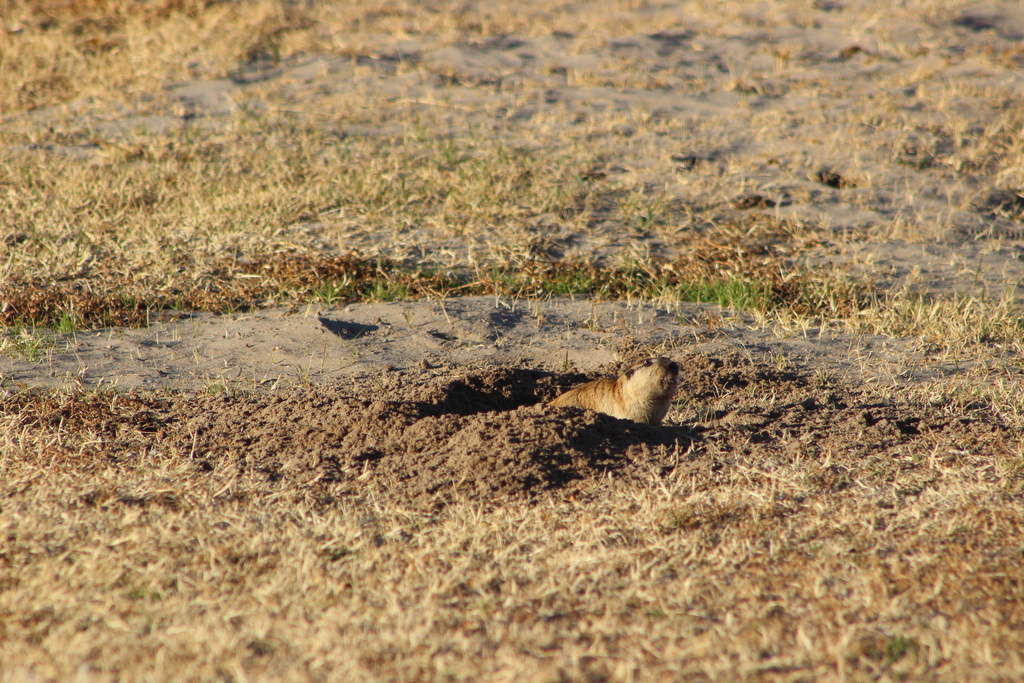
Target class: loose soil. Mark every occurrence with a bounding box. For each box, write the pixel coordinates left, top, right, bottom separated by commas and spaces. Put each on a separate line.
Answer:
19, 354, 1012, 508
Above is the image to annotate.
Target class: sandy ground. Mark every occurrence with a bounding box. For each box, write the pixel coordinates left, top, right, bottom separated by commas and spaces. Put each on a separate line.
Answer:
2, 296, 994, 395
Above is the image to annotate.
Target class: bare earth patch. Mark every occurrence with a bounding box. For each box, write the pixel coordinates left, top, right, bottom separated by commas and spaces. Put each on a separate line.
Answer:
168, 356, 1017, 508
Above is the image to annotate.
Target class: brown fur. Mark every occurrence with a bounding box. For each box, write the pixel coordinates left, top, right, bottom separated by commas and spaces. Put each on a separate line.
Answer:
549, 357, 680, 425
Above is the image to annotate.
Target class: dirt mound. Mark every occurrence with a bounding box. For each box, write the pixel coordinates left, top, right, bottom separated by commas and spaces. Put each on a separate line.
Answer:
157, 357, 1014, 507
9, 356, 1011, 507
174, 367, 693, 506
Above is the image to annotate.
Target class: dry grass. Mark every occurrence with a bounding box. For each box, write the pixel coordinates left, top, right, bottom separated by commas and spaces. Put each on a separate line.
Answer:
3, 122, 1021, 354
3, 0, 1024, 357
4, 0, 1024, 679
2, 385, 1024, 681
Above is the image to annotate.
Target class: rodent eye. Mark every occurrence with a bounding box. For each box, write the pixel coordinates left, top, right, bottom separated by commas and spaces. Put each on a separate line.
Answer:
643, 359, 652, 367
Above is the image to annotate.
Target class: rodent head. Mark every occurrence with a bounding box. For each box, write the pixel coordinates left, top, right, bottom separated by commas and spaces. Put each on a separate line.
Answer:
622, 357, 680, 398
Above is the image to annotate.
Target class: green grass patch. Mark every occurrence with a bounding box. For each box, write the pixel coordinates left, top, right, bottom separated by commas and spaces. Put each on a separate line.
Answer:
0, 325, 59, 362
677, 278, 774, 310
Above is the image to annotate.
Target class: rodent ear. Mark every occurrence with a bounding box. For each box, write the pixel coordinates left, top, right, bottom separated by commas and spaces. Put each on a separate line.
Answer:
624, 367, 636, 379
